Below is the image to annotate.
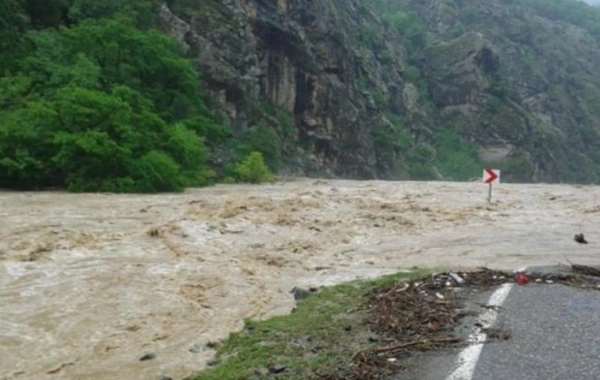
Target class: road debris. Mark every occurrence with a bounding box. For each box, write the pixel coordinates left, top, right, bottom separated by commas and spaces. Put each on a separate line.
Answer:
477, 303, 503, 311
516, 274, 529, 285
481, 327, 512, 341
449, 272, 465, 285
326, 265, 600, 380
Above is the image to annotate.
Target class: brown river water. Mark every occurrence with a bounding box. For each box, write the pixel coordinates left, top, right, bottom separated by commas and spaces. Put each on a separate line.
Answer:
1, 179, 599, 379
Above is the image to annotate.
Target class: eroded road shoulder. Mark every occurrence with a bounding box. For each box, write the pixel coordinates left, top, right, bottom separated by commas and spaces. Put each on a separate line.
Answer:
407, 266, 600, 380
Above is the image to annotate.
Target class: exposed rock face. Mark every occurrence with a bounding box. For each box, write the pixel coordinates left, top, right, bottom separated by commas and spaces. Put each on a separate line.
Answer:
160, 0, 600, 183
424, 32, 498, 108
415, 0, 600, 182
160, 0, 424, 178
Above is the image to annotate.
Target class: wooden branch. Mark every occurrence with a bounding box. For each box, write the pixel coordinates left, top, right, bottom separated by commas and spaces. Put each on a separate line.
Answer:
352, 337, 463, 361
376, 337, 462, 354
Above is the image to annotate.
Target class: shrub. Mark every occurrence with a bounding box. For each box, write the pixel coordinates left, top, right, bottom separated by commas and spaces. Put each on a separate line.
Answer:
380, 49, 394, 64
405, 144, 436, 180
452, 23, 465, 37
360, 27, 378, 47
236, 123, 281, 171
404, 65, 422, 83
433, 128, 481, 181
235, 152, 274, 184
372, 90, 386, 107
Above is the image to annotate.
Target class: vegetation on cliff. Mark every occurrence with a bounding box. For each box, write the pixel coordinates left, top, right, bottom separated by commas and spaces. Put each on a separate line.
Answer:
359, 0, 600, 183
3, 0, 600, 191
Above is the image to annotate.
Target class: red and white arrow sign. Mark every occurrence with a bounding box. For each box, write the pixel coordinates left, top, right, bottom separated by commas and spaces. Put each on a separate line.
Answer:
483, 168, 500, 184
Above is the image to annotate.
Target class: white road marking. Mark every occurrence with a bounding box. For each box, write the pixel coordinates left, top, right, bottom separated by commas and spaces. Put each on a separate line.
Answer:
446, 283, 514, 380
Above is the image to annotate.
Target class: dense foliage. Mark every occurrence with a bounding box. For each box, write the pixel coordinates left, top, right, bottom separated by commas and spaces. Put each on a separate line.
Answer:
0, 0, 274, 192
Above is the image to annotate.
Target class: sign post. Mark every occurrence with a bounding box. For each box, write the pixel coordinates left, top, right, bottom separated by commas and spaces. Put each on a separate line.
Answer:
483, 168, 500, 202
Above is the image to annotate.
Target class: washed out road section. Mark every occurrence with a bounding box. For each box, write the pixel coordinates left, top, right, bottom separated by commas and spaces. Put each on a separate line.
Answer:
1, 179, 599, 379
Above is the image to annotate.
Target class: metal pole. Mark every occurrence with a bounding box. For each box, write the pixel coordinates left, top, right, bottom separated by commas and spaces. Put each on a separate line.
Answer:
488, 183, 492, 203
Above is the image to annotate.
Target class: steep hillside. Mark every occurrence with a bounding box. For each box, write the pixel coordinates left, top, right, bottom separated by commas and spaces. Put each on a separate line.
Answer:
162, 0, 600, 183
415, 0, 600, 183
159, 0, 411, 179
3, 0, 600, 191
159, 0, 442, 180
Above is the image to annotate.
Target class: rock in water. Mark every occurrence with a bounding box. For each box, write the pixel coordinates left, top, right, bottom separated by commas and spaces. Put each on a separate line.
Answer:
291, 287, 312, 300
139, 353, 156, 361
188, 344, 201, 353
574, 233, 588, 244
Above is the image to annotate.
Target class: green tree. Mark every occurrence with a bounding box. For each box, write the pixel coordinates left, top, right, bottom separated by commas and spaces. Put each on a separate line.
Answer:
235, 152, 274, 184
25, 18, 206, 124
0, 17, 222, 192
389, 11, 412, 34
25, 0, 68, 29
0, 0, 28, 74
66, 0, 153, 26
236, 123, 282, 172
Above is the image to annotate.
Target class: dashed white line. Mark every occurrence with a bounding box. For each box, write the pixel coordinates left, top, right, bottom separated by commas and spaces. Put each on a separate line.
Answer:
446, 283, 514, 380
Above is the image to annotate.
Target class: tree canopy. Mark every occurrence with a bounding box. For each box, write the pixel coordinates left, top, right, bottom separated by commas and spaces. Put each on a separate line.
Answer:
0, 1, 231, 192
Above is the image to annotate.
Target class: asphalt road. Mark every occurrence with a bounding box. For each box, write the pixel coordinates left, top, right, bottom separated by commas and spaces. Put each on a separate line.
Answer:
472, 284, 600, 380
400, 272, 600, 380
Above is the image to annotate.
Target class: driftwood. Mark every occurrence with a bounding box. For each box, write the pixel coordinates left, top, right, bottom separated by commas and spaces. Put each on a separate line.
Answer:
376, 337, 462, 354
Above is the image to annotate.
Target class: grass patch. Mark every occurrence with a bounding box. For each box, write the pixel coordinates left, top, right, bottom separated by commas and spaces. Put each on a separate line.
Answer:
190, 270, 428, 380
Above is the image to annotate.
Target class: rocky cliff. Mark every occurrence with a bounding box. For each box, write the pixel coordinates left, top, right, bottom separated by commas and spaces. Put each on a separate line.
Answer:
159, 0, 600, 183
416, 0, 600, 182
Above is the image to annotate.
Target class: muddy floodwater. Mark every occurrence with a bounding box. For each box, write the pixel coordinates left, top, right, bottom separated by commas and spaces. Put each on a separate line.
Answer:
1, 179, 599, 379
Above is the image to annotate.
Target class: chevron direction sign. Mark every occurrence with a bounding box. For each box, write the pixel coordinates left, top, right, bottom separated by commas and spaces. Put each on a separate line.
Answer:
484, 168, 500, 184
484, 168, 500, 202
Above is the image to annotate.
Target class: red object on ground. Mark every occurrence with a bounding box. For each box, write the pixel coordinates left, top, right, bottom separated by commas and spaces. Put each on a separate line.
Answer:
516, 274, 529, 285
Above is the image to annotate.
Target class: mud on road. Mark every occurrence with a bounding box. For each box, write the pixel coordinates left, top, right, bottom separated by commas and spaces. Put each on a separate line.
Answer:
1, 179, 600, 379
